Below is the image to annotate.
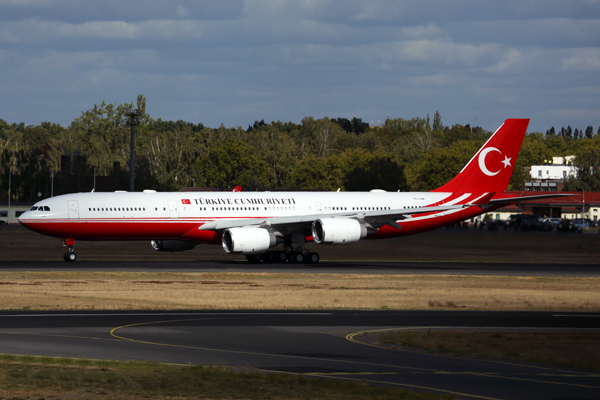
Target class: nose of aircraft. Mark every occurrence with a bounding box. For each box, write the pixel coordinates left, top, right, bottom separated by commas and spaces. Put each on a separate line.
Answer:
17, 209, 33, 225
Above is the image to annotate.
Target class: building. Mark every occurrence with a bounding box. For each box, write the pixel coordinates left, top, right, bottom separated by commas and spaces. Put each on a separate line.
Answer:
525, 156, 576, 192
0, 202, 34, 225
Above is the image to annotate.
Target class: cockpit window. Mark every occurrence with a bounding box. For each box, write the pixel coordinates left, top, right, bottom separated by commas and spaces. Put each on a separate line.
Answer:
30, 206, 38, 211
43, 206, 50, 211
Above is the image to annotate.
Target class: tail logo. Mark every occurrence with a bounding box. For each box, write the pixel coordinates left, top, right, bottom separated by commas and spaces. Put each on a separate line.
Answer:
478, 147, 512, 177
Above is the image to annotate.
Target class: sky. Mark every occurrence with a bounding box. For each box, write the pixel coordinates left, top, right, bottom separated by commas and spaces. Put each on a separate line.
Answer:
1, 0, 599, 133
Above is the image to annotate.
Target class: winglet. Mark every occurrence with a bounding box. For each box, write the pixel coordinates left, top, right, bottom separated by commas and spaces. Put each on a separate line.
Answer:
232, 186, 242, 192
432, 119, 529, 193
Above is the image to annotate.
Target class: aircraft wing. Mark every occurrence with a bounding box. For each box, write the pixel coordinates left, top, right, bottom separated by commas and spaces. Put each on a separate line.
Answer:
198, 204, 466, 232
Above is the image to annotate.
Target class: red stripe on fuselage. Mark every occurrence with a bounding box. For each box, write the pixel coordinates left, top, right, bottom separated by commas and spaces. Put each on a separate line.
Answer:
20, 218, 237, 243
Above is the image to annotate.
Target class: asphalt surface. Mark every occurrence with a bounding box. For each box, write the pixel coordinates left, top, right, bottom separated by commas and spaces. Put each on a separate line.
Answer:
1, 260, 599, 276
0, 310, 599, 400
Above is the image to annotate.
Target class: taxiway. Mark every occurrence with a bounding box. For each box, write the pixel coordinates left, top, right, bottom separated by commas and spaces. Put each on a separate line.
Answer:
0, 310, 598, 400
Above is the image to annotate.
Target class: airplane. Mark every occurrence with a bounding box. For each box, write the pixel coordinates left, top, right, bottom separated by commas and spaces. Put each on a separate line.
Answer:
18, 119, 564, 263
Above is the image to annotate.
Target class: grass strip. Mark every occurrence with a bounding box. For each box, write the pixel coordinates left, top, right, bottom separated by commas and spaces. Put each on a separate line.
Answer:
0, 354, 455, 400
1, 271, 598, 311
379, 331, 600, 371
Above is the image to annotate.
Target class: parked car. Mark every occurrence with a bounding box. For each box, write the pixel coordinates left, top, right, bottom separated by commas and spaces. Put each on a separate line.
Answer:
542, 217, 561, 226
508, 214, 552, 231
572, 218, 593, 232
485, 219, 507, 231
557, 219, 578, 233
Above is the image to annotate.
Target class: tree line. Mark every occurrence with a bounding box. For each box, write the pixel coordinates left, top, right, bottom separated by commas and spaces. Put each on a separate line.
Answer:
1, 94, 599, 202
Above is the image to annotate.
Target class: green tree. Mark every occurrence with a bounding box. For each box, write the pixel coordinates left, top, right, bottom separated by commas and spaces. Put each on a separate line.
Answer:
290, 155, 344, 190
344, 154, 407, 191
70, 95, 148, 176
195, 139, 271, 190
246, 124, 297, 188
432, 110, 443, 131
405, 140, 483, 191
141, 126, 196, 190
563, 151, 600, 191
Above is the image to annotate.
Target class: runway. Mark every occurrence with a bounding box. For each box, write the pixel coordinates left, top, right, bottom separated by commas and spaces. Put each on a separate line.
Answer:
1, 260, 599, 276
0, 310, 598, 400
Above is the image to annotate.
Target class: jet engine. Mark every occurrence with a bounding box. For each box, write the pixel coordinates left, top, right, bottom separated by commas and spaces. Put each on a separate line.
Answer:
222, 228, 277, 254
151, 240, 198, 252
312, 218, 367, 245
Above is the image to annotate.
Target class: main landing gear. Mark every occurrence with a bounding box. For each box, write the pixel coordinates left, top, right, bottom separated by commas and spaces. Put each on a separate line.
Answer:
62, 238, 77, 262
245, 249, 320, 264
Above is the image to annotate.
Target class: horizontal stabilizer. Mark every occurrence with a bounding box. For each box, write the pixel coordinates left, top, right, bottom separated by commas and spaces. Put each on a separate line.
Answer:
488, 193, 575, 205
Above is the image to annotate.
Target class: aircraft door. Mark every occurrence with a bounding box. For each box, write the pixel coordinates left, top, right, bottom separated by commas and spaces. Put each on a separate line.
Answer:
314, 202, 322, 214
168, 200, 179, 219
67, 200, 79, 219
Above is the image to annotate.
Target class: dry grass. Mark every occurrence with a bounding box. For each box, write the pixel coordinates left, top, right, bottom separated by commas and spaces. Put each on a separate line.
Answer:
379, 331, 600, 371
0, 271, 598, 311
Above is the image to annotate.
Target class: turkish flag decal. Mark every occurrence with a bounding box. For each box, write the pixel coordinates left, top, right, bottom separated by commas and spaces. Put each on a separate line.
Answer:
182, 199, 191, 204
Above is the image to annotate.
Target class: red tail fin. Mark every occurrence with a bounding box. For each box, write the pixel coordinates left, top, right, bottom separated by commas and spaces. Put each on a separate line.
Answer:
432, 119, 529, 193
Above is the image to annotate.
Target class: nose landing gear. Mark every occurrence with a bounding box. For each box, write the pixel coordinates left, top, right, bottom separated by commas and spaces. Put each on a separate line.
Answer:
62, 238, 77, 262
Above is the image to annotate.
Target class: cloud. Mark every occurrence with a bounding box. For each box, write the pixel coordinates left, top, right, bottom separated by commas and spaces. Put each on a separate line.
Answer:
558, 48, 600, 72
0, 0, 598, 134
0, 0, 245, 23
0, 19, 204, 46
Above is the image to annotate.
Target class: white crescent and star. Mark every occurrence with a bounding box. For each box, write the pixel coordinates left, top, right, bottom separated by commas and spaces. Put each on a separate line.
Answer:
478, 147, 512, 176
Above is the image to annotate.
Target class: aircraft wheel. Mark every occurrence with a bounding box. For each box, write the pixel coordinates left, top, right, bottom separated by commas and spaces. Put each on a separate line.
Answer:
274, 250, 287, 263
246, 254, 261, 263
290, 252, 304, 264
307, 252, 320, 264
288, 251, 297, 263
64, 252, 77, 262
262, 251, 275, 263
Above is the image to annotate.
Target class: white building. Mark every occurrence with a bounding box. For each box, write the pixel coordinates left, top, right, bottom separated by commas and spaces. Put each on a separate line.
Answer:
530, 165, 576, 180
0, 203, 34, 224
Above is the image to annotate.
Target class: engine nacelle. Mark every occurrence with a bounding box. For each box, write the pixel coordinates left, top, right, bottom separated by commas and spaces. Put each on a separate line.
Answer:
312, 218, 367, 245
222, 228, 277, 254
151, 240, 198, 252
